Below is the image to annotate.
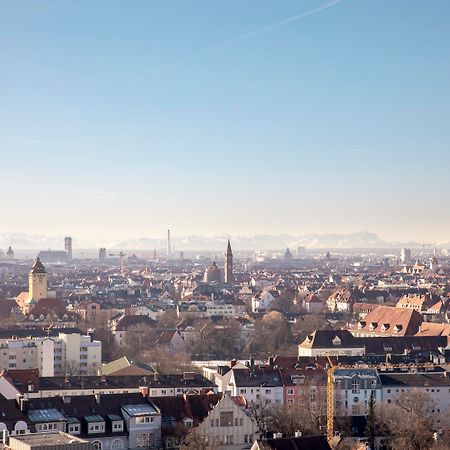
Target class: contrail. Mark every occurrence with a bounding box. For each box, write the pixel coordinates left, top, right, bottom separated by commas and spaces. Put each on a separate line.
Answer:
215, 0, 343, 50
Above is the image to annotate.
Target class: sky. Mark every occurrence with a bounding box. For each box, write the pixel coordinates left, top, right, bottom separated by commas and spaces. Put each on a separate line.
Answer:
1, 0, 450, 243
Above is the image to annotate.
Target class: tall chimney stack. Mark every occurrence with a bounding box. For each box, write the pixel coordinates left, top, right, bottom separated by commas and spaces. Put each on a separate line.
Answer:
167, 229, 171, 256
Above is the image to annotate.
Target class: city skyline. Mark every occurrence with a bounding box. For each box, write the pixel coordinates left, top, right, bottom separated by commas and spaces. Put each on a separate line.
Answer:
2, 0, 450, 241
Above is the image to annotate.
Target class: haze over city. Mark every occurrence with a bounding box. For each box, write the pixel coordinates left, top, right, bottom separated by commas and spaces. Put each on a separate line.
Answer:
2, 0, 450, 243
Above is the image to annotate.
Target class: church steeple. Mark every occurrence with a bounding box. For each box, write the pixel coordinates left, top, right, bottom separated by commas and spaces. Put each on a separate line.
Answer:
224, 239, 234, 283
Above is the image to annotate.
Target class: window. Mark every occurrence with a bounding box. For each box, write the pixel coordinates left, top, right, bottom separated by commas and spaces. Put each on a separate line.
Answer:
220, 411, 233, 427
111, 439, 123, 450
138, 416, 153, 424
287, 389, 294, 395
92, 441, 102, 450
352, 380, 360, 394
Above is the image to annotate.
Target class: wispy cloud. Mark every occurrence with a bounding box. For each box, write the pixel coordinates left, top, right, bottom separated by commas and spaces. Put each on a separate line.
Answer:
215, 0, 343, 51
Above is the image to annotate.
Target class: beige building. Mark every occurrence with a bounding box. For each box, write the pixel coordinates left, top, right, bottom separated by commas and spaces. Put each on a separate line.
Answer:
196, 395, 258, 449
0, 332, 101, 376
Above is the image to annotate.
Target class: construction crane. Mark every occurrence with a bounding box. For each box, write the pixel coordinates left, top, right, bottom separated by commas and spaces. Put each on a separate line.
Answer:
108, 251, 126, 275
323, 354, 438, 442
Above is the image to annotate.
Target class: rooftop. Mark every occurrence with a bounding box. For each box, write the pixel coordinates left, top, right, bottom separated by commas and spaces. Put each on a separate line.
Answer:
10, 432, 87, 447
121, 403, 159, 416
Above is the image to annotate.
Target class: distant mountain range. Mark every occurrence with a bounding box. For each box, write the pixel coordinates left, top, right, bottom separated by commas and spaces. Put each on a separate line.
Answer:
112, 232, 428, 251
0, 231, 444, 252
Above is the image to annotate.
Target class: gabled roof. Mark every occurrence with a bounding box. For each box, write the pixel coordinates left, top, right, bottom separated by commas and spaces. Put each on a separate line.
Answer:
115, 314, 157, 331
156, 330, 180, 346
151, 393, 222, 424
300, 330, 361, 349
27, 298, 69, 319
0, 298, 21, 319
100, 356, 156, 376
304, 294, 323, 304
2, 368, 40, 393
352, 306, 423, 336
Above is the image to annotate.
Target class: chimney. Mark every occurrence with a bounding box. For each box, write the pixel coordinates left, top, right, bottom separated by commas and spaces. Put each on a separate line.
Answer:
294, 431, 302, 437
230, 360, 237, 368
18, 397, 29, 412
273, 432, 283, 439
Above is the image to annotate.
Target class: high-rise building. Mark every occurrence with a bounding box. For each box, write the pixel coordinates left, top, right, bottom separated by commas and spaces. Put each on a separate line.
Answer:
167, 229, 171, 256
29, 258, 48, 301
400, 248, 411, 265
6, 246, 14, 260
64, 236, 72, 260
224, 239, 234, 283
99, 248, 107, 264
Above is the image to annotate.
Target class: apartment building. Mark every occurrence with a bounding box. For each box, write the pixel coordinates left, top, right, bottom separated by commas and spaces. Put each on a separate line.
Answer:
0, 331, 101, 376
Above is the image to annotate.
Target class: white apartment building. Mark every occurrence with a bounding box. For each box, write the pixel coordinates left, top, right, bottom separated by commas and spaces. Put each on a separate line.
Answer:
225, 368, 284, 405
0, 332, 101, 376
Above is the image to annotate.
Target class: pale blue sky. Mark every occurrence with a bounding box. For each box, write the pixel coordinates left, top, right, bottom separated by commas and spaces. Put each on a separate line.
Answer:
1, 0, 450, 242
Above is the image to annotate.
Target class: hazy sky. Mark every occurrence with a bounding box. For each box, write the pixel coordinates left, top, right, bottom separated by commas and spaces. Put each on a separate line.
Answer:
1, 0, 450, 242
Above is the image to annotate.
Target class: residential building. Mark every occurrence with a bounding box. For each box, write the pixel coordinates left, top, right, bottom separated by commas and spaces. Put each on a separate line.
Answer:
196, 394, 258, 449
0, 331, 101, 376
334, 369, 382, 417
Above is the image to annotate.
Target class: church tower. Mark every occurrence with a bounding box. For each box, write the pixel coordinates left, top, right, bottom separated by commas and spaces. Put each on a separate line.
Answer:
29, 257, 48, 300
224, 239, 234, 283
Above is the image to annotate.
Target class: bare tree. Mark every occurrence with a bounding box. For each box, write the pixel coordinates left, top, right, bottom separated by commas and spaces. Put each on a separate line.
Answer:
376, 391, 436, 450
179, 428, 218, 450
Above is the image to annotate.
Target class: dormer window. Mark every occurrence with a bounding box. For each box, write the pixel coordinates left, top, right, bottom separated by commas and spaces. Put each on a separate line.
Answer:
394, 325, 402, 333
369, 322, 377, 331
137, 416, 154, 424
332, 336, 341, 346
358, 321, 366, 329
381, 324, 389, 331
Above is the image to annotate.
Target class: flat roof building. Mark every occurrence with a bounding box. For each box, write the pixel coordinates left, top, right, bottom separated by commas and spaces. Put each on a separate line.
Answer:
8, 432, 92, 450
